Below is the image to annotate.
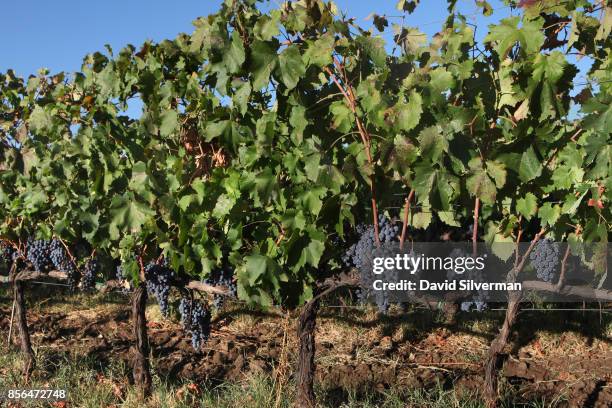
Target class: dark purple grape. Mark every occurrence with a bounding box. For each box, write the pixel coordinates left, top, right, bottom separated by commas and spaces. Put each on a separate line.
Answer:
145, 261, 173, 317
530, 239, 560, 283
81, 257, 98, 291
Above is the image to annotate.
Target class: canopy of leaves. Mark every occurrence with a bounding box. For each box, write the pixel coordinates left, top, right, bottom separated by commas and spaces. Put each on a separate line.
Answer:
0, 0, 609, 306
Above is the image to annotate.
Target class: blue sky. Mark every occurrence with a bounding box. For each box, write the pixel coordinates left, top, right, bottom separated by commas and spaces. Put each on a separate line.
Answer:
1, 0, 510, 77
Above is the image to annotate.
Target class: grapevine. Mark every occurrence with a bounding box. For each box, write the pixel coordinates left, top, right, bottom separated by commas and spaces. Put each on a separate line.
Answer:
0, 0, 609, 406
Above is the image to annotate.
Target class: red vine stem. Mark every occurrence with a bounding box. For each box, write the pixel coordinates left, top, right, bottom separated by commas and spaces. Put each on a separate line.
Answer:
472, 198, 480, 256
400, 189, 415, 250
323, 62, 381, 246
514, 216, 524, 269
137, 244, 148, 282
509, 227, 548, 282
57, 238, 79, 271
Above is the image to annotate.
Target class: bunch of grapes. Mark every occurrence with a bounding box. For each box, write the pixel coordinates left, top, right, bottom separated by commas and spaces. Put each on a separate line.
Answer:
445, 248, 488, 312
343, 215, 401, 313
529, 238, 560, 283
49, 239, 79, 290
81, 257, 98, 291
461, 300, 488, 312
179, 297, 211, 350
343, 215, 398, 269
115, 263, 132, 294
145, 262, 173, 317
1, 243, 17, 264
204, 263, 237, 310
179, 297, 192, 327
49, 239, 65, 269
26, 238, 53, 272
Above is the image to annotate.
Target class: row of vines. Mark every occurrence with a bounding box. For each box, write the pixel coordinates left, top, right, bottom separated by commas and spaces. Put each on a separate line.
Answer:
1, 0, 611, 406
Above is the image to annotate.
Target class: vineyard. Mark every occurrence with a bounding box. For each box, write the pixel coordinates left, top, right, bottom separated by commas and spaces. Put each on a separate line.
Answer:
0, 0, 611, 407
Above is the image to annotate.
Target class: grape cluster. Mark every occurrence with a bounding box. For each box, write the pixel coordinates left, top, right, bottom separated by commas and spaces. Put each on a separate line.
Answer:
529, 238, 560, 283
1, 243, 17, 264
445, 248, 488, 312
145, 262, 173, 317
49, 239, 66, 269
204, 264, 237, 310
342, 215, 399, 269
26, 238, 53, 272
179, 297, 211, 350
81, 257, 98, 291
115, 263, 132, 294
49, 239, 79, 290
461, 300, 487, 312
179, 297, 191, 327
343, 215, 401, 313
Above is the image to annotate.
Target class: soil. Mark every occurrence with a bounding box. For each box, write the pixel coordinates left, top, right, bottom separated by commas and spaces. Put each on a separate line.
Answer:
1, 299, 610, 407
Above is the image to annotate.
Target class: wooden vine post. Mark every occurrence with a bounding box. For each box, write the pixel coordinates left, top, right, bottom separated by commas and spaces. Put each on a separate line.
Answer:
131, 282, 152, 398
483, 229, 545, 407
295, 297, 319, 408
295, 278, 357, 408
10, 263, 35, 378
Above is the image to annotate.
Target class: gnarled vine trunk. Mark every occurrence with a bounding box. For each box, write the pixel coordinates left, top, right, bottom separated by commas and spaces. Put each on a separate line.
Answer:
14, 279, 35, 377
296, 298, 319, 408
484, 291, 521, 407
131, 283, 152, 398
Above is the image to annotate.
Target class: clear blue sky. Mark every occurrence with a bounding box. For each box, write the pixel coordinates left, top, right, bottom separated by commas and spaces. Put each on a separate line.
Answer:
1, 0, 510, 77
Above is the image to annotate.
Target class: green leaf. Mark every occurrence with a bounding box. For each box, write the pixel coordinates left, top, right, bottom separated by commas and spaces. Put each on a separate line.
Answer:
212, 194, 236, 218
490, 234, 515, 262
233, 80, 251, 115
250, 41, 278, 90
538, 203, 561, 227
304, 153, 321, 182
486, 160, 506, 188
411, 210, 432, 229
518, 147, 542, 182
516, 193, 538, 220
466, 168, 496, 204
476, 0, 493, 16
278, 46, 305, 90
289, 105, 308, 144
245, 255, 268, 286
393, 90, 422, 132
429, 68, 455, 94
396, 26, 426, 54
109, 195, 155, 237
159, 110, 178, 137
29, 106, 52, 133
301, 238, 325, 267
301, 188, 325, 216
303, 33, 335, 68
438, 211, 460, 227
224, 31, 246, 73
282, 210, 306, 231
329, 101, 354, 134
531, 52, 567, 84
205, 120, 230, 141
418, 126, 447, 162
595, 6, 612, 41
562, 190, 587, 215
178, 194, 196, 211
485, 17, 543, 58
254, 14, 280, 41
254, 168, 278, 204
356, 36, 387, 67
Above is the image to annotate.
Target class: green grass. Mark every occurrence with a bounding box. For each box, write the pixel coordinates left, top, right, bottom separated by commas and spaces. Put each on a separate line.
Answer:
0, 338, 565, 408
1, 284, 608, 407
